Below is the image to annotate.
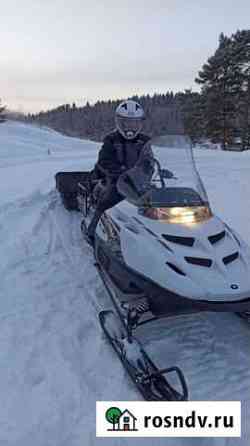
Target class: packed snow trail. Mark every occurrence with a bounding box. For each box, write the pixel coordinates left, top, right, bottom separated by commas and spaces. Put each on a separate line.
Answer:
0, 121, 249, 446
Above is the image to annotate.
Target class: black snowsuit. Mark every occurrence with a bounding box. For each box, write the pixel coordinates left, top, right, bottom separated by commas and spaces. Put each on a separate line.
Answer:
88, 130, 150, 237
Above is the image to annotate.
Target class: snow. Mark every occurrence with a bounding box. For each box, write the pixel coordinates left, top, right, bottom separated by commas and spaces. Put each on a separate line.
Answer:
0, 120, 250, 446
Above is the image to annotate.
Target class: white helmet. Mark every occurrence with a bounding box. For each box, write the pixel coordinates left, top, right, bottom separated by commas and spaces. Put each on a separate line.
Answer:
115, 100, 145, 140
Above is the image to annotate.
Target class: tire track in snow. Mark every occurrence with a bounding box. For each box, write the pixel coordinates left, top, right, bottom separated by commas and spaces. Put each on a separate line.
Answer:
48, 201, 102, 313
0, 188, 116, 416
0, 190, 61, 324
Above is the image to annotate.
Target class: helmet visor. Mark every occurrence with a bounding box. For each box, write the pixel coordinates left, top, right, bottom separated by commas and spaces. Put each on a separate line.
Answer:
116, 116, 143, 139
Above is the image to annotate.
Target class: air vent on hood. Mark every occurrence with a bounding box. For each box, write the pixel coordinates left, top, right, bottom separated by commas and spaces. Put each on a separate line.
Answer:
162, 234, 195, 247
185, 256, 212, 267
125, 224, 140, 234
208, 230, 226, 244
157, 239, 173, 252
223, 251, 239, 265
166, 262, 186, 276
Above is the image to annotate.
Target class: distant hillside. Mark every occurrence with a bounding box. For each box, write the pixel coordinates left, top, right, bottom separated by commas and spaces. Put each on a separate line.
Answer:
26, 92, 186, 142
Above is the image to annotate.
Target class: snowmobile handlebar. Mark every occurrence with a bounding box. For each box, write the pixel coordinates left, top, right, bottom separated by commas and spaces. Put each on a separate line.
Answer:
97, 160, 177, 192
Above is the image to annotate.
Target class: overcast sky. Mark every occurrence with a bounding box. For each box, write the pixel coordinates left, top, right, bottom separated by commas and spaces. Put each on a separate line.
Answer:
1, 0, 250, 113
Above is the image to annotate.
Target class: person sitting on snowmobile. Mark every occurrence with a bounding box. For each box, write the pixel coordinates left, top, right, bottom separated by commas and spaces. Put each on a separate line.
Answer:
87, 99, 153, 241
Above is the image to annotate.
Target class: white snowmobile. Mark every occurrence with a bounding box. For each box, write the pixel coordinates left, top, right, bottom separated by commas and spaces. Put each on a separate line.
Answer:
55, 137, 250, 401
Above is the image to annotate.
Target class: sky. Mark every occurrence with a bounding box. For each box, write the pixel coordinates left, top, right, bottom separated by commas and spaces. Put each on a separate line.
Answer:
1, 0, 250, 113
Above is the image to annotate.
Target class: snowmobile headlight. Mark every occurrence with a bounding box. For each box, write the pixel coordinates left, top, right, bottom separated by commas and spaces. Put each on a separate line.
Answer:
142, 206, 212, 224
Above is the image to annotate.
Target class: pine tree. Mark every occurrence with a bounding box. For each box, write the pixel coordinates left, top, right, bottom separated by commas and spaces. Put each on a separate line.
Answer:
196, 30, 250, 150
232, 30, 250, 149
196, 33, 239, 149
177, 90, 204, 143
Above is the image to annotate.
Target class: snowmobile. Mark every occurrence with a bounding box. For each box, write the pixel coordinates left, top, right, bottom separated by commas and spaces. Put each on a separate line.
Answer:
55, 137, 250, 401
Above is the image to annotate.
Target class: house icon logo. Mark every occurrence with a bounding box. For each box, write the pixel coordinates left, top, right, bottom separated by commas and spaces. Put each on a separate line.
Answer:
105, 406, 138, 432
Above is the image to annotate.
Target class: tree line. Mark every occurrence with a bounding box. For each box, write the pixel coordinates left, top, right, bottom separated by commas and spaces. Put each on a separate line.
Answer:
26, 92, 184, 142
11, 28, 250, 150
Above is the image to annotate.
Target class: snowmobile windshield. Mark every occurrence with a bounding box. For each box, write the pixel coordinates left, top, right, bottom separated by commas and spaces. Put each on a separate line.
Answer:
117, 135, 212, 224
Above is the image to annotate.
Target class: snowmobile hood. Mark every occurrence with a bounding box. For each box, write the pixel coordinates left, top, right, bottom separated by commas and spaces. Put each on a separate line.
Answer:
110, 201, 250, 303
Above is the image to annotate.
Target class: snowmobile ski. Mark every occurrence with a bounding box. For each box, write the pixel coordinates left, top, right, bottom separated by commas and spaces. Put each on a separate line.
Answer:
99, 310, 188, 401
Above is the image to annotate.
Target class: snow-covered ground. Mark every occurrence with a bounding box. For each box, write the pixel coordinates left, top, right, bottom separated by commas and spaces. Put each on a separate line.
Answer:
0, 120, 250, 446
